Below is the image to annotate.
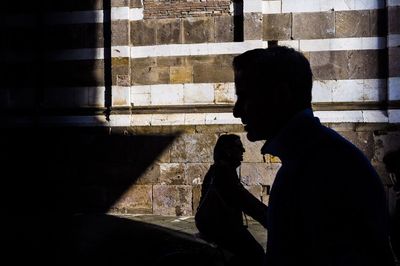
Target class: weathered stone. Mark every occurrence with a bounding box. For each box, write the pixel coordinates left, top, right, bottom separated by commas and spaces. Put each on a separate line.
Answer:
292, 12, 335, 39
170, 66, 193, 83
193, 65, 234, 83
112, 20, 129, 46
245, 185, 269, 205
183, 17, 215, 44
185, 163, 211, 185
237, 133, 265, 163
263, 13, 291, 40
192, 184, 202, 214
157, 18, 182, 45
244, 13, 263, 40
268, 155, 281, 163
170, 133, 218, 163
111, 185, 152, 214
335, 10, 370, 38
112, 0, 129, 7
157, 56, 187, 67
310, 51, 349, 80
240, 163, 280, 186
347, 50, 387, 79
214, 83, 235, 104
153, 185, 192, 216
388, 6, 400, 34
338, 131, 374, 160
117, 75, 130, 86
372, 131, 400, 163
130, 20, 157, 46
389, 47, 400, 77
370, 9, 387, 36
214, 16, 234, 42
195, 124, 245, 134
136, 163, 161, 184
159, 163, 187, 185
130, 0, 143, 8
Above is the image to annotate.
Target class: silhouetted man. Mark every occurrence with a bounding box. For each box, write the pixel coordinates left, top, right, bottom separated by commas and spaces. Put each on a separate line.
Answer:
195, 134, 268, 266
232, 46, 395, 266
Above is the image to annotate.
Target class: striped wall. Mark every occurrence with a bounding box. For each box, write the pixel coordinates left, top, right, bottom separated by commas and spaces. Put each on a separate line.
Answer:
1, 0, 399, 126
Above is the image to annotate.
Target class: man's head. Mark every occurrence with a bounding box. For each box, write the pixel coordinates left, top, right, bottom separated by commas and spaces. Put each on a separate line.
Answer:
214, 134, 245, 167
232, 46, 313, 142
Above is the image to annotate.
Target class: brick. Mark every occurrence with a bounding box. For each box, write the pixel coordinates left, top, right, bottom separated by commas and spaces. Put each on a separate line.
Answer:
214, 16, 234, 42
263, 13, 291, 40
335, 10, 370, 38
157, 18, 182, 45
153, 185, 192, 216
111, 185, 153, 214
388, 6, 400, 34
130, 20, 157, 46
292, 12, 335, 40
244, 13, 263, 40
183, 17, 215, 44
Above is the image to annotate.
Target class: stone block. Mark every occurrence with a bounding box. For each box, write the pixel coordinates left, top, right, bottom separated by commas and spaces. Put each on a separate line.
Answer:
159, 163, 187, 185
244, 13, 263, 40
193, 65, 234, 83
237, 133, 265, 163
335, 10, 370, 38
388, 6, 400, 34
130, 20, 157, 46
136, 163, 161, 184
370, 9, 387, 36
111, 185, 152, 214
214, 83, 235, 104
153, 185, 192, 216
170, 133, 218, 163
112, 0, 129, 7
310, 51, 349, 80
338, 131, 374, 160
192, 185, 202, 214
263, 13, 291, 40
389, 47, 400, 77
214, 16, 234, 42
170, 66, 193, 84
347, 50, 387, 79
157, 18, 182, 45
183, 83, 214, 104
130, 0, 143, 8
183, 17, 215, 44
157, 56, 187, 67
244, 185, 269, 205
112, 20, 129, 46
185, 163, 212, 185
195, 124, 245, 134
292, 12, 335, 40
372, 131, 400, 163
240, 163, 281, 186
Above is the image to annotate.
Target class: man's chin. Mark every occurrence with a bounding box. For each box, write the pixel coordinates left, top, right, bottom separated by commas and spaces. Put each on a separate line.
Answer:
246, 130, 265, 142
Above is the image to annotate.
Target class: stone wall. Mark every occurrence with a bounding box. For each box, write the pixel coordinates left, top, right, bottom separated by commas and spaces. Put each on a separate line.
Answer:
1, 0, 399, 216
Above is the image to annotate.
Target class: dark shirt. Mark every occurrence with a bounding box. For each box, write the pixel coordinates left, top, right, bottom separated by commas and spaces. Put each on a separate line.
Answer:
261, 109, 395, 266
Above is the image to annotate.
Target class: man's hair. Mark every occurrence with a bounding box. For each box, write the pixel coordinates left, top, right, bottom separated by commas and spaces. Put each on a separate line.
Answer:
232, 46, 313, 110
213, 134, 241, 162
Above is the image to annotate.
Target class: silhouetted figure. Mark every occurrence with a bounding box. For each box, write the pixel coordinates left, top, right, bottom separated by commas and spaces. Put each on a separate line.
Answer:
232, 47, 395, 266
383, 149, 400, 261
195, 134, 268, 266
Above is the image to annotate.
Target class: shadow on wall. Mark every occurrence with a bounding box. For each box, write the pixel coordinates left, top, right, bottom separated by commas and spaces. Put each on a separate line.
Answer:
1, 1, 110, 124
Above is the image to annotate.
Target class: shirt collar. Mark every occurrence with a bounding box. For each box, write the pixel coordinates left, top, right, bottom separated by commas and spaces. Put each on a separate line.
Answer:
261, 108, 319, 161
